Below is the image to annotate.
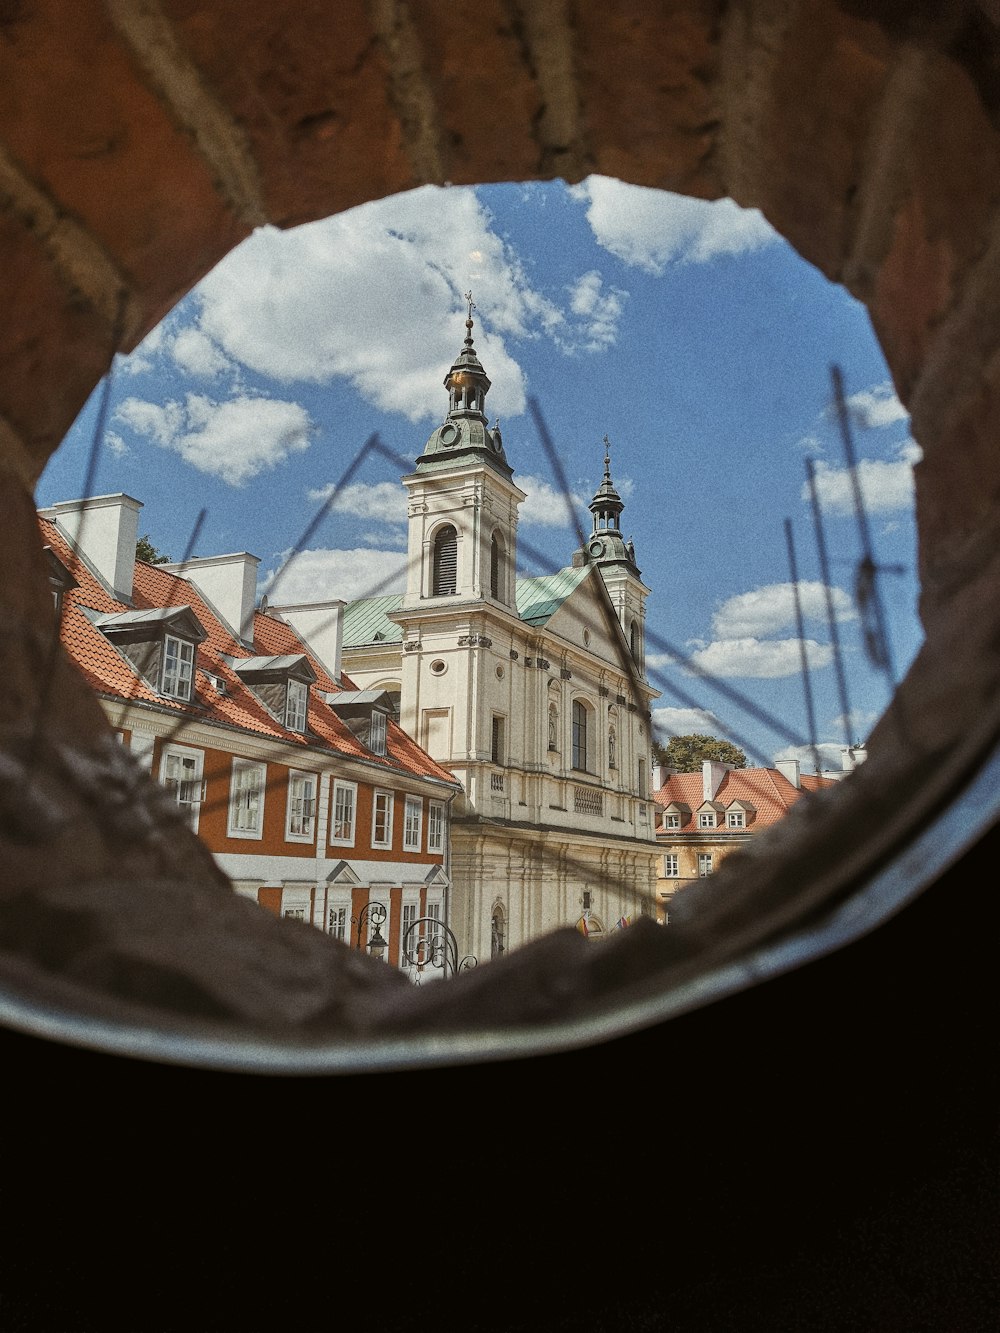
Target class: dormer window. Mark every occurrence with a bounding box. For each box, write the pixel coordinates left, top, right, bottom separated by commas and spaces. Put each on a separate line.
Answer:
95, 605, 207, 705
162, 634, 195, 701
285, 678, 309, 732
727, 809, 745, 829
698, 811, 717, 829
231, 653, 316, 733
664, 813, 681, 829
324, 688, 394, 757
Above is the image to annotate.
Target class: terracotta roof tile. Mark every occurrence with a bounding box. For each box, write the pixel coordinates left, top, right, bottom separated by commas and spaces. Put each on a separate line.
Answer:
41, 516, 460, 789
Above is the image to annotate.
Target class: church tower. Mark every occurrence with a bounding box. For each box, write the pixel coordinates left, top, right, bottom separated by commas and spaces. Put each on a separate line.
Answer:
399, 295, 525, 613
578, 436, 651, 675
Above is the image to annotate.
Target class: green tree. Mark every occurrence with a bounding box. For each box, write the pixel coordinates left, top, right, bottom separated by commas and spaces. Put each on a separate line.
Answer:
652, 733, 747, 772
135, 534, 170, 564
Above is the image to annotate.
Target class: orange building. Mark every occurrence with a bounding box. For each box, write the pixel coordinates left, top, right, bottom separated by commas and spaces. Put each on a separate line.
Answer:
39, 493, 462, 972
652, 759, 838, 921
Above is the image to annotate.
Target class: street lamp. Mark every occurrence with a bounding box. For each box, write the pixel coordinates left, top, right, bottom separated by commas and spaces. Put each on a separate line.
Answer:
354, 900, 389, 961
401, 916, 477, 983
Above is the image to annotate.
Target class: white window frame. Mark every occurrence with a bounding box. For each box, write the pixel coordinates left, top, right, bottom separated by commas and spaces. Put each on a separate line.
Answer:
727, 810, 745, 828
330, 779, 358, 847
664, 813, 681, 829
372, 788, 394, 849
285, 678, 308, 732
663, 854, 679, 878
427, 800, 446, 854
161, 633, 195, 701
369, 709, 387, 756
285, 769, 317, 842
281, 884, 312, 923
698, 812, 716, 829
403, 795, 423, 851
228, 758, 267, 839
159, 743, 204, 833
399, 891, 420, 969
326, 891, 351, 942
698, 853, 714, 877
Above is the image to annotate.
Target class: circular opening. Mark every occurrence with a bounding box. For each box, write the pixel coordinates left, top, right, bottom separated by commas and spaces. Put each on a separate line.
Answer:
430, 659, 447, 676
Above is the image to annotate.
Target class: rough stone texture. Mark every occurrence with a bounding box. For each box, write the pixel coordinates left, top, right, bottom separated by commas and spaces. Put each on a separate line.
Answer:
0, 0, 999, 1050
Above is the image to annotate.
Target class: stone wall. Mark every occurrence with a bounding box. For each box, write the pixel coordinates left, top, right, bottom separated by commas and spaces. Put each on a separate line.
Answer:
1, 1, 998, 1045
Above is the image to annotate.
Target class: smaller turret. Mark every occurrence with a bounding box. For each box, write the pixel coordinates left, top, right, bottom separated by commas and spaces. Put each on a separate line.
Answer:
577, 436, 641, 576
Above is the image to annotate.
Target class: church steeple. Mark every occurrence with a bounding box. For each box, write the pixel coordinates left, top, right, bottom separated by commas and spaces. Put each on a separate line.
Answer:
414, 295, 512, 477
581, 436, 640, 576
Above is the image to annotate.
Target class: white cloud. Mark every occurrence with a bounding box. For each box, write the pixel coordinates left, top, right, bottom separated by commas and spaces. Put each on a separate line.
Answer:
688, 637, 833, 679
116, 393, 313, 486
564, 270, 626, 351
118, 323, 165, 376
515, 474, 588, 527
172, 326, 232, 378
829, 708, 878, 739
652, 706, 724, 738
190, 186, 588, 422
260, 546, 407, 604
711, 582, 855, 639
570, 176, 779, 274
773, 741, 849, 775
105, 432, 129, 457
307, 480, 409, 526
845, 381, 909, 429
806, 442, 918, 517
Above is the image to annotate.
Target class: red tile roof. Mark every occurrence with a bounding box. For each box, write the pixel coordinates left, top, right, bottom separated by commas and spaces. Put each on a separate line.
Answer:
41, 517, 459, 789
653, 766, 836, 832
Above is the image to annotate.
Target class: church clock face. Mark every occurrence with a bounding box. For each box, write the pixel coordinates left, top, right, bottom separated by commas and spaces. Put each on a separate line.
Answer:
589, 538, 605, 558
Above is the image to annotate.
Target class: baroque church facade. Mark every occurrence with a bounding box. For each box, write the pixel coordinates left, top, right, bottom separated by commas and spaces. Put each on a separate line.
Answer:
341, 308, 660, 962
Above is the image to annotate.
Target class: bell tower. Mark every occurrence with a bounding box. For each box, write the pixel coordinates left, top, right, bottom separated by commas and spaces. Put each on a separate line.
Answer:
578, 436, 651, 675
399, 295, 525, 612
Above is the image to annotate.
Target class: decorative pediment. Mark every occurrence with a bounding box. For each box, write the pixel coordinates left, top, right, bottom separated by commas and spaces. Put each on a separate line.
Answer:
326, 860, 363, 886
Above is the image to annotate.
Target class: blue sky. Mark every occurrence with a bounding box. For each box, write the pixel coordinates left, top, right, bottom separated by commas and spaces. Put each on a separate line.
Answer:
36, 176, 923, 773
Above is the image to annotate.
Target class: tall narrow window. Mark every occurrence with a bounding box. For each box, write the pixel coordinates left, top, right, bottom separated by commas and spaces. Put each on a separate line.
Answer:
372, 789, 393, 848
698, 853, 714, 878
572, 700, 589, 771
663, 854, 679, 877
630, 620, 639, 662
369, 708, 387, 756
331, 781, 357, 845
160, 745, 204, 831
228, 759, 266, 837
491, 715, 505, 765
161, 634, 195, 700
427, 800, 446, 853
285, 678, 308, 732
490, 531, 503, 601
403, 795, 423, 851
432, 525, 458, 596
286, 771, 317, 840
327, 904, 348, 941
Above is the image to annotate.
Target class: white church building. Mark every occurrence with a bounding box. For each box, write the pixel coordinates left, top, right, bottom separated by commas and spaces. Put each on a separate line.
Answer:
341, 307, 661, 963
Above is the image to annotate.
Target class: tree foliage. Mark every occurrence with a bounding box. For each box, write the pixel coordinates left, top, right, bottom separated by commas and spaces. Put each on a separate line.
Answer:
652, 733, 747, 772
135, 534, 170, 565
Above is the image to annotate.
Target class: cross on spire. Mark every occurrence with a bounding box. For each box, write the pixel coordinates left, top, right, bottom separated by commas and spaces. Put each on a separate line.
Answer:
603, 433, 612, 478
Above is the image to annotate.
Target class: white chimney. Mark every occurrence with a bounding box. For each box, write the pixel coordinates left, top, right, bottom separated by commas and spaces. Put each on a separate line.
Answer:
39, 493, 142, 601
702, 760, 733, 801
775, 758, 801, 789
651, 763, 666, 792
165, 552, 260, 644
841, 744, 869, 771
270, 600, 345, 682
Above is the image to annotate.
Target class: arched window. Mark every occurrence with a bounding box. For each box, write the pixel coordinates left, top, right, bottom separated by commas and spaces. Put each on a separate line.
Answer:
572, 699, 591, 772
432, 524, 458, 596
490, 531, 504, 601
630, 619, 639, 661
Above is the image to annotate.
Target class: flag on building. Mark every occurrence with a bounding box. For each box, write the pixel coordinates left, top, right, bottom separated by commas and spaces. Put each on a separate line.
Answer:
576, 915, 589, 937
614, 915, 631, 931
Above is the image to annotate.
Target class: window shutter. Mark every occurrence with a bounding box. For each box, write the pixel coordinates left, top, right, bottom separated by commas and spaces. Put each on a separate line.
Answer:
433, 526, 458, 595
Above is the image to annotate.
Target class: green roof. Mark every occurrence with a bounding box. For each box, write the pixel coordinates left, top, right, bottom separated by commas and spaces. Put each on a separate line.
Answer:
516, 566, 590, 625
342, 594, 403, 646
343, 566, 590, 646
